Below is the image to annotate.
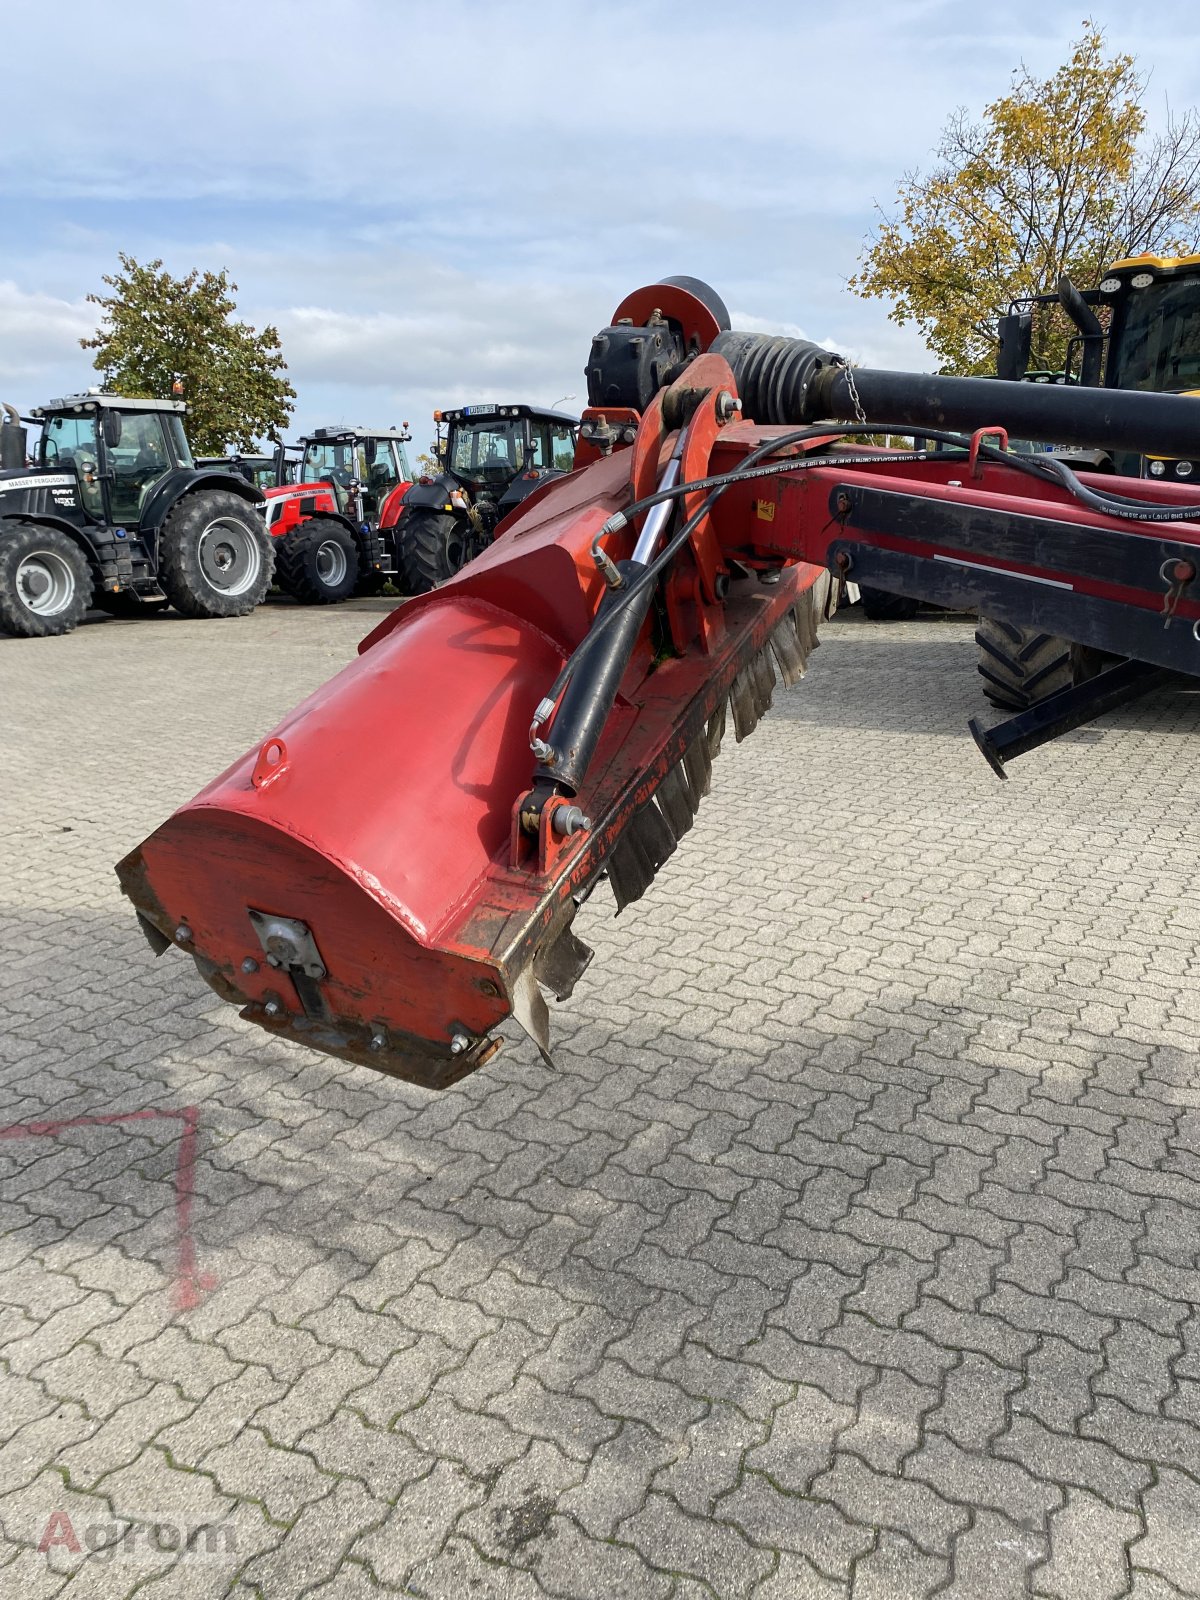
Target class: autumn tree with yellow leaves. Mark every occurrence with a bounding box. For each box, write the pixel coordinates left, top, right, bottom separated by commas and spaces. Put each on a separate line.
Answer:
852, 24, 1200, 374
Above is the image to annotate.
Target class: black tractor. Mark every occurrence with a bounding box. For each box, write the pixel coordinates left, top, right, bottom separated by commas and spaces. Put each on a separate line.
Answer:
396, 404, 577, 592
0, 392, 272, 638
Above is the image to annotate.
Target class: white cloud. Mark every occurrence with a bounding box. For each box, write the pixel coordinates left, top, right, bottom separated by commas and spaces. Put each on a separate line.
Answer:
3, 1, 1198, 431
0, 282, 95, 397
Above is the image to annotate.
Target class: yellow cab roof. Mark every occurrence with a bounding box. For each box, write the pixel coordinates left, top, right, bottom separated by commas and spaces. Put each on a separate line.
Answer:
1106, 251, 1200, 274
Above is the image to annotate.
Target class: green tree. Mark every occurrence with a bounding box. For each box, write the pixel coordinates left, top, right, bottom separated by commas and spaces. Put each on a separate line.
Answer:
82, 255, 296, 454
851, 24, 1200, 374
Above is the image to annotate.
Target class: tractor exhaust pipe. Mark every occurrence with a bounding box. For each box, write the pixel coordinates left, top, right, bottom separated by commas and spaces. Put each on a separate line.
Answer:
710, 331, 1200, 461
0, 402, 26, 471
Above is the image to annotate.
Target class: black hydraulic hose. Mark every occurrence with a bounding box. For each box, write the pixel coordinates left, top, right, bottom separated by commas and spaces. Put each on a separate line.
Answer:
532, 560, 658, 794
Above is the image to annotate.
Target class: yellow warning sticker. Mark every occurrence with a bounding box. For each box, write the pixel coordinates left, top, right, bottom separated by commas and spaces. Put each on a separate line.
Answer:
755, 499, 775, 522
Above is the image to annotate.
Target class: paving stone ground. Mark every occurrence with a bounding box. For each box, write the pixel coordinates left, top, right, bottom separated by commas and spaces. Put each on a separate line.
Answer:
2, 594, 1200, 1599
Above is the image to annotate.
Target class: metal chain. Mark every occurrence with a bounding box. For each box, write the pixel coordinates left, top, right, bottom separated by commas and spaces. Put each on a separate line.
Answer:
841, 360, 868, 426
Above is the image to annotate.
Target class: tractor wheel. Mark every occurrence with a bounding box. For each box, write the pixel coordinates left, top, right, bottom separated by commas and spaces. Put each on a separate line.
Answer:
398, 510, 472, 594
0, 522, 92, 638
975, 616, 1104, 711
859, 585, 920, 621
157, 491, 273, 619
275, 518, 359, 605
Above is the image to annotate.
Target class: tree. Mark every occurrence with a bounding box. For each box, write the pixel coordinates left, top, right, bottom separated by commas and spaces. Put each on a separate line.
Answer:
851, 24, 1200, 374
82, 255, 296, 454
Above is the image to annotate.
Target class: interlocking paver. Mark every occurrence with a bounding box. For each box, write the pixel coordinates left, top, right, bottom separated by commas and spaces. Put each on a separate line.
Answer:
6, 604, 1200, 1597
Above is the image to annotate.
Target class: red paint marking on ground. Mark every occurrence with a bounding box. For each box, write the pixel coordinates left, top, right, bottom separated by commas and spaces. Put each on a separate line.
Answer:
0, 1105, 216, 1314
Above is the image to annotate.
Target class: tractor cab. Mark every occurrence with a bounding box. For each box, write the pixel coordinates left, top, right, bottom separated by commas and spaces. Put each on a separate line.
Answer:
32, 394, 195, 526
441, 405, 578, 495
299, 426, 413, 522
997, 253, 1200, 477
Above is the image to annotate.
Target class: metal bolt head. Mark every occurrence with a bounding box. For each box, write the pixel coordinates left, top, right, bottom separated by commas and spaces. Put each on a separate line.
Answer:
552, 804, 592, 837
241, 956, 259, 974
264, 1001, 282, 1019
449, 1032, 470, 1055
175, 924, 192, 943
369, 1031, 386, 1053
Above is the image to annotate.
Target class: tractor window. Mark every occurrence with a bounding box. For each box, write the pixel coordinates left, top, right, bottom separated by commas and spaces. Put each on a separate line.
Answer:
41, 414, 102, 516
449, 418, 525, 479
356, 437, 405, 518
1110, 278, 1200, 394
164, 413, 194, 468
301, 440, 354, 510
107, 412, 172, 524
528, 421, 576, 471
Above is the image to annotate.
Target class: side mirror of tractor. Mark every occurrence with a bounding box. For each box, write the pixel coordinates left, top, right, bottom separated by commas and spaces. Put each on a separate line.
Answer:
101, 411, 122, 448
996, 313, 1032, 384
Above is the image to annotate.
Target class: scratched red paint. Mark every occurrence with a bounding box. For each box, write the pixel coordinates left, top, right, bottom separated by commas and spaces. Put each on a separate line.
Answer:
0, 1106, 216, 1313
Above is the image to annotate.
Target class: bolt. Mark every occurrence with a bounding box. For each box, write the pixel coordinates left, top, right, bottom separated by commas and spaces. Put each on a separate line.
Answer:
552, 804, 592, 837
266, 954, 282, 968
264, 1001, 283, 1019
241, 956, 259, 974
449, 1032, 471, 1055
175, 924, 192, 943
715, 390, 742, 423
836, 493, 852, 515
369, 1031, 386, 1053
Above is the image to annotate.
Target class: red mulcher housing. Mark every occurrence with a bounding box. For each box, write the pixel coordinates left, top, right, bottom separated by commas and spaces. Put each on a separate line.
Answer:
263, 425, 413, 603
120, 276, 1200, 1090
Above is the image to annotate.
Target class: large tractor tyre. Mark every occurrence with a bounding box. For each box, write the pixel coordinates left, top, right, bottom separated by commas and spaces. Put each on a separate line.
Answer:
975, 616, 1104, 711
275, 518, 359, 605
0, 522, 92, 638
398, 510, 472, 594
859, 585, 921, 621
157, 491, 273, 619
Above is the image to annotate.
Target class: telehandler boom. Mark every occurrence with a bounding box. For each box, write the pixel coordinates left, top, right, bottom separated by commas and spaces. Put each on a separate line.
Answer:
118, 277, 1200, 1090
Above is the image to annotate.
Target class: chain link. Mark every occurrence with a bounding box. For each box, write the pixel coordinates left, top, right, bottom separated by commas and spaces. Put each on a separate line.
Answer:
841, 360, 868, 426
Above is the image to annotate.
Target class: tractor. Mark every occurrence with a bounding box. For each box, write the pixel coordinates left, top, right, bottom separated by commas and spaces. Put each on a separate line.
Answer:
395, 404, 577, 592
0, 392, 271, 638
261, 426, 413, 604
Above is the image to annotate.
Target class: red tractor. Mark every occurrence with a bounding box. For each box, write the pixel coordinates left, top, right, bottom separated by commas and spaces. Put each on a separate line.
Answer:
262, 425, 413, 603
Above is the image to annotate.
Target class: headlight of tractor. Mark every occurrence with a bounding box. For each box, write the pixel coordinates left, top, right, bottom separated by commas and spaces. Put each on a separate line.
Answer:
1176, 460, 1194, 478
1149, 460, 1166, 476
449, 490, 469, 510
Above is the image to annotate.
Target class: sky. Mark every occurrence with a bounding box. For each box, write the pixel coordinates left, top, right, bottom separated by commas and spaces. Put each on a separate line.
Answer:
4, 0, 1200, 452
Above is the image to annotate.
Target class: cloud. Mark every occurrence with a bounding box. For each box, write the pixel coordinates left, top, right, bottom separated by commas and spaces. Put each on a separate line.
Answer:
0, 282, 95, 397
3, 1, 1198, 433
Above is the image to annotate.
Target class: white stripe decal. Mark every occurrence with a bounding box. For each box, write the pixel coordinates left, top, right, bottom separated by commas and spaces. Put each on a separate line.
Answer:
932, 553, 1075, 591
